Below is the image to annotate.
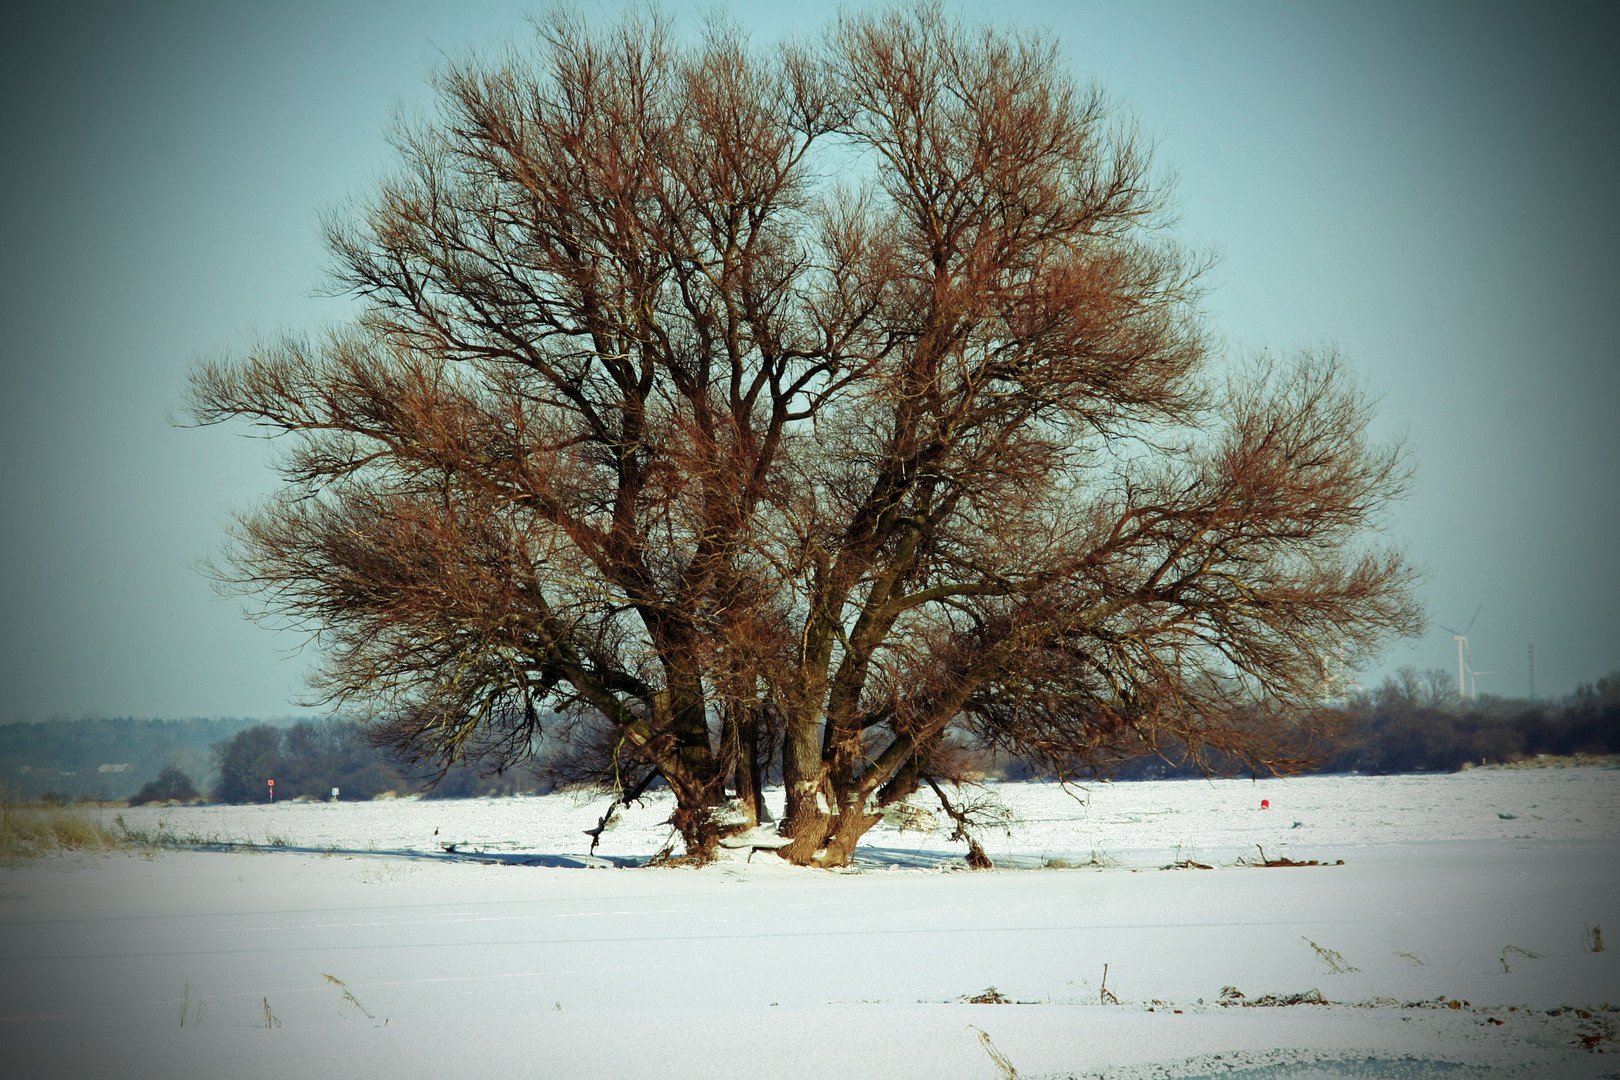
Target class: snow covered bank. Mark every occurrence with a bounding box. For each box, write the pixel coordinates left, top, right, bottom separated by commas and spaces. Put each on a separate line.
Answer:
108, 764, 1620, 867
3, 768, 1616, 1078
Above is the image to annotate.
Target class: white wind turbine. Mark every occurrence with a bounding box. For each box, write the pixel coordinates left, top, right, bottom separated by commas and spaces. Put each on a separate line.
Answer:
1438, 605, 1482, 701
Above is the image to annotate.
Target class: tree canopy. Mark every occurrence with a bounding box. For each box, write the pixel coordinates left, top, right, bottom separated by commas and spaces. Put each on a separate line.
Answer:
187, 5, 1420, 864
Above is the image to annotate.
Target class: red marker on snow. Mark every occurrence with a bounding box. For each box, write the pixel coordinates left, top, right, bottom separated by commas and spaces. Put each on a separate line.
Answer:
1260, 798, 1269, 809
268, 778, 276, 803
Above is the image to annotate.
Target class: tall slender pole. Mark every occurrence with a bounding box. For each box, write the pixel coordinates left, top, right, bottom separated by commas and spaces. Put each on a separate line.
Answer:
1528, 643, 1535, 701
1455, 636, 1467, 701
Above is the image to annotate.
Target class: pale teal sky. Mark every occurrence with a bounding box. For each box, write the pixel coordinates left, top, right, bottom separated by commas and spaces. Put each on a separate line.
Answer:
2, 1, 1615, 720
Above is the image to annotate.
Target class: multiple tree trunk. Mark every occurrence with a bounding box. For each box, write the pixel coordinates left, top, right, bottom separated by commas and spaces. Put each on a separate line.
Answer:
187, 6, 1421, 865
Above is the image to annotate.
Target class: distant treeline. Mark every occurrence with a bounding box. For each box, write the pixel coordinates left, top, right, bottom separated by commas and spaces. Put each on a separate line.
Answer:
0, 717, 273, 802
211, 720, 405, 803
1089, 668, 1620, 781
0, 715, 530, 804
1321, 668, 1620, 774
6, 668, 1618, 803
209, 719, 536, 803
1, 712, 544, 806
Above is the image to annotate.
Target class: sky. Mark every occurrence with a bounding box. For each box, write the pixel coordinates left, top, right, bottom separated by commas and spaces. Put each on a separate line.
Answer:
1, 0, 1615, 722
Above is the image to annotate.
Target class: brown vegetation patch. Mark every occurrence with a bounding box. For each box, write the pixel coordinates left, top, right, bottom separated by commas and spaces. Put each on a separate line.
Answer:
1239, 845, 1344, 867
1226, 989, 1329, 1007
0, 800, 120, 865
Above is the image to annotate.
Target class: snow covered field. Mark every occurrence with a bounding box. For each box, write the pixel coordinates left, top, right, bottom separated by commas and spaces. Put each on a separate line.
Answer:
4, 767, 1617, 1078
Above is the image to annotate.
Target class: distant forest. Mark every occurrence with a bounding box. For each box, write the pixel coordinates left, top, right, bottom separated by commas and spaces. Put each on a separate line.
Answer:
1323, 668, 1620, 773
0, 715, 540, 804
3, 668, 1617, 803
1096, 668, 1620, 781
0, 716, 270, 802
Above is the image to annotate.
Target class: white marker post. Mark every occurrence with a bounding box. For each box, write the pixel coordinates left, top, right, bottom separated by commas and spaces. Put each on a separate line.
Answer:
330, 787, 340, 802
267, 778, 275, 803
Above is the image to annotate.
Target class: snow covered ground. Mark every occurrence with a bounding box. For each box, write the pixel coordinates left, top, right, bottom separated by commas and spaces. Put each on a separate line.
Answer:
3, 767, 1617, 1078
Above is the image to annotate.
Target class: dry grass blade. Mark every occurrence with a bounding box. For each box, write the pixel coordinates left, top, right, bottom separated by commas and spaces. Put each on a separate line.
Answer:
1500, 945, 1540, 973
322, 973, 376, 1019
1099, 962, 1120, 1005
178, 980, 208, 1028
1302, 937, 1359, 973
969, 1026, 1019, 1079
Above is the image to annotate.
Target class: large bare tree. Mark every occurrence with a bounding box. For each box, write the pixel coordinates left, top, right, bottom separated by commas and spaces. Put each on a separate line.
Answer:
187, 5, 1421, 865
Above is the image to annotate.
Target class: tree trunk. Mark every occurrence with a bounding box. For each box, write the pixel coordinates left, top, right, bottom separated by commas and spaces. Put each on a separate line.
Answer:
734, 708, 766, 825
654, 746, 732, 861
814, 808, 883, 868
778, 708, 829, 863
668, 804, 726, 862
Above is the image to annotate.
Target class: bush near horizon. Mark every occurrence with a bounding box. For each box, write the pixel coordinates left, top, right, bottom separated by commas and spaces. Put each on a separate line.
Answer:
128, 763, 200, 806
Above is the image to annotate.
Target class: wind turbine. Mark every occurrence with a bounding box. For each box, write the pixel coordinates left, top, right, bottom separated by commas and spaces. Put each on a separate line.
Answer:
1438, 605, 1482, 701
1317, 645, 1360, 703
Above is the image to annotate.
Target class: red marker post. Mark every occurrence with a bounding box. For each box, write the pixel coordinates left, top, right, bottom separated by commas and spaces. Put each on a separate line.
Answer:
268, 778, 275, 803
1260, 798, 1269, 809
